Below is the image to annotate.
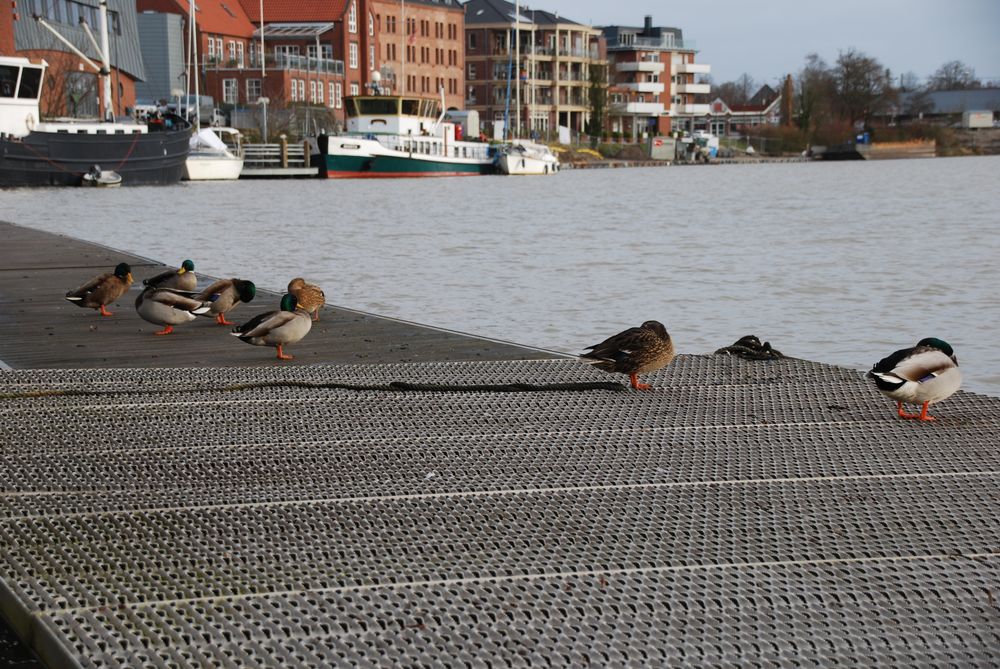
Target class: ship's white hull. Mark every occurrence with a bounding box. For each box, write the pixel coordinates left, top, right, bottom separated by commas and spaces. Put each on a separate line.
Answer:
183, 152, 244, 181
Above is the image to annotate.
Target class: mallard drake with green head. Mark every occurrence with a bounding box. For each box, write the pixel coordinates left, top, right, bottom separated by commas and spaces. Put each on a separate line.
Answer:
868, 337, 962, 421
581, 320, 675, 390
143, 259, 197, 292
231, 293, 312, 360
194, 279, 256, 326
287, 277, 325, 321
135, 286, 212, 335
65, 262, 133, 316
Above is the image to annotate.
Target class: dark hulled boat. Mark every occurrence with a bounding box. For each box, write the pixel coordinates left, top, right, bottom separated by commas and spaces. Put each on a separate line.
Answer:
1, 56, 191, 187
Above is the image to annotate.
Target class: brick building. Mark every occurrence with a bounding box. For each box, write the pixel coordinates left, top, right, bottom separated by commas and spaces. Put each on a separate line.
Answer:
5, 0, 147, 118
602, 15, 711, 138
463, 0, 603, 138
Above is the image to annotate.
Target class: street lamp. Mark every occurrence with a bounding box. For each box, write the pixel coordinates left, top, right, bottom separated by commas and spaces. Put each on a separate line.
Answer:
258, 96, 269, 143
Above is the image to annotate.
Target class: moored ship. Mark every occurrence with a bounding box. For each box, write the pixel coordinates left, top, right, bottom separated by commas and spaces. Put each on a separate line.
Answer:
311, 93, 497, 178
0, 56, 191, 187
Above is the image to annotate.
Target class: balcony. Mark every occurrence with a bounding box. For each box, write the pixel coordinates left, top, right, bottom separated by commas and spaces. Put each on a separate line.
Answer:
609, 101, 665, 115
212, 54, 345, 75
619, 81, 665, 95
673, 103, 711, 115
616, 61, 665, 74
608, 36, 696, 51
676, 82, 710, 95
676, 62, 711, 75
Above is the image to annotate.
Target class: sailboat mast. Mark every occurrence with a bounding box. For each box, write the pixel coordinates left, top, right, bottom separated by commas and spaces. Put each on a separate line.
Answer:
514, 0, 520, 138
97, 0, 113, 119
191, 0, 200, 132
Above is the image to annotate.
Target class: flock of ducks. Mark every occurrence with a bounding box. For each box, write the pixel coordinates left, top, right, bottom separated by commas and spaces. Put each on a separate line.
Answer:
66, 263, 962, 420
65, 260, 325, 360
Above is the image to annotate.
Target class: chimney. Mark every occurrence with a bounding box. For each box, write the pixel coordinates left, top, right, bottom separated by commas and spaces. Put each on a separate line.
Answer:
643, 15, 653, 32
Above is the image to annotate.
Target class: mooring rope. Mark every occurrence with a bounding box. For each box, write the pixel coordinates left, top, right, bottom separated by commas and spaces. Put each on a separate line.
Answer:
0, 380, 626, 401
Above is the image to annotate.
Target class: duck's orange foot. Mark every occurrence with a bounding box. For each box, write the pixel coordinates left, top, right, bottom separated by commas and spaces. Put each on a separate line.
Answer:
154, 325, 174, 336
629, 374, 653, 391
276, 345, 294, 360
312, 312, 320, 321
896, 402, 922, 419
99, 305, 114, 317
917, 402, 937, 422
216, 314, 234, 326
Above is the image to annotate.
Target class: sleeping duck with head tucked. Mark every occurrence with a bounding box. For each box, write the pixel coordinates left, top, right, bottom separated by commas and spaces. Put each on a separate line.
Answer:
581, 320, 675, 391
868, 337, 962, 422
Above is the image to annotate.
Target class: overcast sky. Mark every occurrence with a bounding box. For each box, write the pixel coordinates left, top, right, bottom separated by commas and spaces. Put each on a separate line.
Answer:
526, 0, 1000, 86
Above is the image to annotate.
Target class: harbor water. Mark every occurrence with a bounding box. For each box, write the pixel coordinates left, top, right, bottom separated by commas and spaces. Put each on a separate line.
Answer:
4, 155, 999, 396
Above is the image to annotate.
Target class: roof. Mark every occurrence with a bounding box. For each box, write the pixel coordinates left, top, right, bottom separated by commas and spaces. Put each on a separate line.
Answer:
462, 0, 584, 27
238, 0, 348, 24
196, 0, 255, 37
253, 22, 336, 39
899, 88, 1000, 114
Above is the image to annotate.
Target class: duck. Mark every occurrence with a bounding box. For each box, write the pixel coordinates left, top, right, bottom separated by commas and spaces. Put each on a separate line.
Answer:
287, 277, 325, 321
143, 259, 197, 292
231, 293, 312, 360
581, 320, 675, 390
134, 285, 212, 335
194, 278, 256, 326
65, 262, 133, 316
868, 338, 962, 422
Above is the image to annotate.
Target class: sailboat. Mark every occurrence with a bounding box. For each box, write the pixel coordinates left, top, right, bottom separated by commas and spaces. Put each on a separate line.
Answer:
496, 1, 559, 176
181, 0, 244, 181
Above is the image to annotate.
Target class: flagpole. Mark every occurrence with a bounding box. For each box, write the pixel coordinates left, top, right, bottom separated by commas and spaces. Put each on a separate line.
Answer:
259, 0, 265, 78
400, 0, 405, 93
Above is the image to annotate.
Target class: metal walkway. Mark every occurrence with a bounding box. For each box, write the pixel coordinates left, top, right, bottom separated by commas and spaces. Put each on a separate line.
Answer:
1, 356, 998, 667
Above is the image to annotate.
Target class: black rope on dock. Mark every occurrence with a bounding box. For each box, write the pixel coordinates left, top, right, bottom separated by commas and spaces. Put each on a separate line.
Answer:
0, 380, 626, 401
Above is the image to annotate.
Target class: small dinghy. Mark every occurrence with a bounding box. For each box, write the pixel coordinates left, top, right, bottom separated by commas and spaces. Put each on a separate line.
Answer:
81, 164, 122, 188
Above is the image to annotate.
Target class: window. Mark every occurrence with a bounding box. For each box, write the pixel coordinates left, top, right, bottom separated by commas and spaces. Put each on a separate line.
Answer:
467, 63, 476, 80
307, 44, 333, 60
246, 79, 261, 102
348, 1, 357, 33
318, 81, 324, 105
237, 42, 245, 68
223, 78, 238, 103
290, 80, 297, 102
228, 41, 236, 63
310, 81, 316, 103
216, 38, 224, 59
207, 38, 215, 61
298, 80, 305, 100
335, 82, 343, 108
350, 83, 359, 96
369, 45, 375, 71
349, 43, 358, 69
368, 12, 374, 36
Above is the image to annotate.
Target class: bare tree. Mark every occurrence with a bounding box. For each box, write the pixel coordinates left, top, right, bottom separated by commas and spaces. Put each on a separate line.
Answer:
712, 73, 757, 106
795, 53, 836, 133
929, 60, 981, 90
898, 71, 922, 92
833, 48, 894, 126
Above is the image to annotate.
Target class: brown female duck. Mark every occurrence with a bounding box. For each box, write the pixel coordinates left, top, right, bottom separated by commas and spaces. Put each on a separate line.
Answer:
65, 262, 133, 316
581, 320, 675, 390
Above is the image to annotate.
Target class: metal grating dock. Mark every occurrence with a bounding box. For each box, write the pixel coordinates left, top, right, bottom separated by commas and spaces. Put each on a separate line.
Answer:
1, 355, 999, 668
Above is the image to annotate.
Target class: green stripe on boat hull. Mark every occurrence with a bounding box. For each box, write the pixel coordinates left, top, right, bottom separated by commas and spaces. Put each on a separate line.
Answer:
321, 154, 494, 178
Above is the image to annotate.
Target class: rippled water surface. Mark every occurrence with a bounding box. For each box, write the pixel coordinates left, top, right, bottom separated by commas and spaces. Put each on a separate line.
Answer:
5, 156, 999, 395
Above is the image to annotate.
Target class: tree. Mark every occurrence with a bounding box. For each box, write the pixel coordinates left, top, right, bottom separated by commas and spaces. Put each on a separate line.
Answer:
713, 73, 756, 106
586, 63, 607, 143
898, 71, 922, 92
833, 48, 894, 126
929, 60, 980, 90
794, 53, 836, 133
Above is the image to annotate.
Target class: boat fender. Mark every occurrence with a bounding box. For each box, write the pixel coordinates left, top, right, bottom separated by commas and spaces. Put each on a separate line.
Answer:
25, 113, 35, 131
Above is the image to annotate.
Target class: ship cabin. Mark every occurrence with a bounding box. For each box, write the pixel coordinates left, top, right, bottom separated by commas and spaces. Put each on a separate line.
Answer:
0, 57, 45, 137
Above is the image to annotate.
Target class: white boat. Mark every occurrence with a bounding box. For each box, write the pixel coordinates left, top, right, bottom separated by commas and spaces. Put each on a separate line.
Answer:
80, 164, 122, 187
497, 141, 560, 175
178, 0, 241, 182
183, 127, 244, 181
312, 93, 497, 178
